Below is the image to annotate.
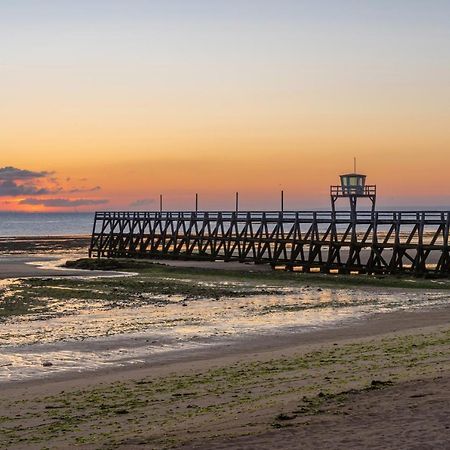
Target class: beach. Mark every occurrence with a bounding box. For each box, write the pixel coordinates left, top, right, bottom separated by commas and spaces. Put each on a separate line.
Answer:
2, 308, 450, 449
0, 237, 449, 449
4, 1, 450, 447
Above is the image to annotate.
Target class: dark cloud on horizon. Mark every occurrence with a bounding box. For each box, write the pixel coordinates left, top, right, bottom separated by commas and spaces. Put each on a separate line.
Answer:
129, 198, 156, 208
0, 166, 50, 181
0, 166, 104, 207
67, 186, 101, 194
20, 198, 109, 207
0, 166, 57, 198
0, 180, 56, 197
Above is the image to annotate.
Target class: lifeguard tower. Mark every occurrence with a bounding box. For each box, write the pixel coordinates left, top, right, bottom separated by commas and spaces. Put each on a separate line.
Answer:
330, 159, 376, 215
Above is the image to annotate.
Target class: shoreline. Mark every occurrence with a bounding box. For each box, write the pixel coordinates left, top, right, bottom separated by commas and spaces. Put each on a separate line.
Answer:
1, 304, 449, 449
0, 235, 91, 256
1, 244, 450, 388
1, 234, 450, 290
3, 303, 450, 394
0, 254, 130, 279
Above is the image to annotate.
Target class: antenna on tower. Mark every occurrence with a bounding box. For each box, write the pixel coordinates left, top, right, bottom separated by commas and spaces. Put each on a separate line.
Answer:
353, 157, 356, 173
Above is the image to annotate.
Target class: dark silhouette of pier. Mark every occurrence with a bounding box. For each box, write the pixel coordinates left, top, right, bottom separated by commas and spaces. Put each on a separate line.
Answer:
89, 210, 450, 275
89, 166, 450, 275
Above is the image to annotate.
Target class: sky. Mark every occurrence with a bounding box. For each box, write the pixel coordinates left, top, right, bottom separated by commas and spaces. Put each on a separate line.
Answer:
1, 0, 449, 211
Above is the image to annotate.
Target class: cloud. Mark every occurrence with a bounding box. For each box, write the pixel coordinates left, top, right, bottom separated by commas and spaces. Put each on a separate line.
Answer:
0, 166, 50, 181
0, 166, 105, 208
0, 166, 59, 197
20, 198, 109, 207
129, 198, 156, 208
0, 180, 55, 197
67, 186, 101, 194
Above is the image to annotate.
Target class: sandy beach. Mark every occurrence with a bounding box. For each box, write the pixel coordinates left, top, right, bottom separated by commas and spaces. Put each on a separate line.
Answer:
1, 307, 450, 449
0, 237, 449, 449
0, 254, 127, 279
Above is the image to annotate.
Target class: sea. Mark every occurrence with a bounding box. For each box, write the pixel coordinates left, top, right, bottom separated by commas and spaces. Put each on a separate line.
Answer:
0, 212, 94, 237
0, 206, 449, 237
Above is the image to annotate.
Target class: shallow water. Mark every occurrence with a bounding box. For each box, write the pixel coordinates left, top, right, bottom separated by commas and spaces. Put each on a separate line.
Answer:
0, 212, 93, 237
1, 281, 449, 383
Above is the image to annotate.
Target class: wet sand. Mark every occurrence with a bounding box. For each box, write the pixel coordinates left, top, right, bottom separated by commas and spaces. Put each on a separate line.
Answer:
184, 375, 450, 450
0, 253, 275, 280
0, 255, 126, 279
4, 305, 450, 392
1, 236, 449, 448
2, 268, 449, 383
154, 258, 273, 272
0, 235, 90, 255
1, 306, 450, 449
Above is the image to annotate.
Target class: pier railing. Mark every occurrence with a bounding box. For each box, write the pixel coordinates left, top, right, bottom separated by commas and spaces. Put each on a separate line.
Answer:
330, 185, 377, 197
89, 210, 450, 275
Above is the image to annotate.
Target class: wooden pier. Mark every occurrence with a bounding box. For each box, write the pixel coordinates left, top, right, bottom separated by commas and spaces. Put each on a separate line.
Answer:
89, 210, 450, 275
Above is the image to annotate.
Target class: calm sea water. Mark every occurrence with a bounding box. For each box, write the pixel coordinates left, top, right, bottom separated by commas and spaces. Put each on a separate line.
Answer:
0, 212, 94, 237
1, 207, 449, 238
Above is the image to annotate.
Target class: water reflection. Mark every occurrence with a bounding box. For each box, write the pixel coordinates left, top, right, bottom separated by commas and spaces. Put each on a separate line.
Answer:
0, 284, 448, 382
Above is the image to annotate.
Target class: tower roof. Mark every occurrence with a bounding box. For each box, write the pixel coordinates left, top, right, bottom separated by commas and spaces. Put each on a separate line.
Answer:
340, 172, 366, 177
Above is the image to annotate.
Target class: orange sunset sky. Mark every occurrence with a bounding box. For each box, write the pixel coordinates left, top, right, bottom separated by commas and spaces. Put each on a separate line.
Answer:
1, 1, 449, 212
